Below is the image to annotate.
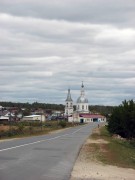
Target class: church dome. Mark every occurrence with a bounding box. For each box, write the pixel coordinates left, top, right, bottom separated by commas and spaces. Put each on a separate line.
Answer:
77, 96, 88, 103
76, 82, 89, 104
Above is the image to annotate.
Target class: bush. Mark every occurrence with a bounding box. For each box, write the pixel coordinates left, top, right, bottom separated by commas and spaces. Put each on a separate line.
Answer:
0, 128, 20, 137
58, 121, 67, 128
17, 123, 25, 132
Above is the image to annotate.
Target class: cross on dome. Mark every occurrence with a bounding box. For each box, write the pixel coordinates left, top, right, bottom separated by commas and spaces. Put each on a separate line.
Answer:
81, 81, 84, 88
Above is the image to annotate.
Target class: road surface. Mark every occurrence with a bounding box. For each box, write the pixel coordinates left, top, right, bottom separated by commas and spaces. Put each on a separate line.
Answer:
0, 123, 98, 180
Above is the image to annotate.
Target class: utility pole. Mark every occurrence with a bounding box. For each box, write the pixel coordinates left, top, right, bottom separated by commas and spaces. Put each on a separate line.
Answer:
41, 113, 42, 131
9, 109, 11, 129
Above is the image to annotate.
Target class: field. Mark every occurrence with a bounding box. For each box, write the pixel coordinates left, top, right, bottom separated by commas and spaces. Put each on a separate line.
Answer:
0, 120, 76, 139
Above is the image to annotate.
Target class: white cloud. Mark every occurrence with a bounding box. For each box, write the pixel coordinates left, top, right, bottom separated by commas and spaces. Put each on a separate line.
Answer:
0, 1, 135, 105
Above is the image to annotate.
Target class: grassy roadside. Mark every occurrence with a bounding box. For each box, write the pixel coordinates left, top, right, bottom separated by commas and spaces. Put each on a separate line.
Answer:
0, 121, 80, 140
88, 125, 135, 169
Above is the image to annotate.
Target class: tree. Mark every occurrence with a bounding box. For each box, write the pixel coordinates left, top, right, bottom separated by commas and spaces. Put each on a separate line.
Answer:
108, 100, 135, 139
22, 109, 31, 116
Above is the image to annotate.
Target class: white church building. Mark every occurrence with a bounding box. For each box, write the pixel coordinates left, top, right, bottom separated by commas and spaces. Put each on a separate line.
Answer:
65, 82, 106, 123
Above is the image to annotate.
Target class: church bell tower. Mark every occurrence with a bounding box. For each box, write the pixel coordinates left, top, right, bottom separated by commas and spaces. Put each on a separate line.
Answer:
65, 89, 73, 116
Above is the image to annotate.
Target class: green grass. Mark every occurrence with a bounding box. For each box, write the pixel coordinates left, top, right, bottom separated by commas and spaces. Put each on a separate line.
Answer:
0, 121, 74, 139
105, 137, 135, 168
89, 126, 135, 169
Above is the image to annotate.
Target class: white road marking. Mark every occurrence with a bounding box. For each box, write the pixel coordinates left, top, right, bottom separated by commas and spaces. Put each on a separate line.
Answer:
0, 126, 87, 152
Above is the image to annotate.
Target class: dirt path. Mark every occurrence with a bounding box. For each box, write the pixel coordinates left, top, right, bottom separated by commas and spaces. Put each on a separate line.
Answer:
70, 128, 135, 180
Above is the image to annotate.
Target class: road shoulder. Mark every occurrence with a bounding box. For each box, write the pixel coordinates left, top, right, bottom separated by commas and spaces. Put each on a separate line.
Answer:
70, 126, 135, 180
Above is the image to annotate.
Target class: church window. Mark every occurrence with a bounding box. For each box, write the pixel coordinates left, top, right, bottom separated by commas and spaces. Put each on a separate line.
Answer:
78, 105, 79, 109
82, 105, 84, 109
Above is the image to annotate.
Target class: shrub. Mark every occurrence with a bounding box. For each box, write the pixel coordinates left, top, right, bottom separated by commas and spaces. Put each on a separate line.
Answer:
58, 121, 67, 128
17, 123, 25, 132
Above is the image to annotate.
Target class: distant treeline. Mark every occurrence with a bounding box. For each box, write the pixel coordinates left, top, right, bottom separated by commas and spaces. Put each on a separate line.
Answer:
0, 102, 65, 111
90, 105, 115, 116
0, 101, 115, 115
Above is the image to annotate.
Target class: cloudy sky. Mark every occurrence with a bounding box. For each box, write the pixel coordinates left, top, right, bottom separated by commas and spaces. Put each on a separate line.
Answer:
0, 0, 135, 105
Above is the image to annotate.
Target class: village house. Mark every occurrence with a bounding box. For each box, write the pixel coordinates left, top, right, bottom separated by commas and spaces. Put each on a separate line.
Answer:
21, 114, 46, 122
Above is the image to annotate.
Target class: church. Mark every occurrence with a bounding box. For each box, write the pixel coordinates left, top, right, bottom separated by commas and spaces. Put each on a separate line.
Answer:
64, 82, 106, 123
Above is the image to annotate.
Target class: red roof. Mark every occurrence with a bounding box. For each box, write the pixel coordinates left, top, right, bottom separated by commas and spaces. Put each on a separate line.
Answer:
79, 114, 105, 118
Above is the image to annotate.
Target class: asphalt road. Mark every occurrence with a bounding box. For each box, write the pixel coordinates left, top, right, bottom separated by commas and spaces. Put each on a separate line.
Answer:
0, 123, 98, 180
